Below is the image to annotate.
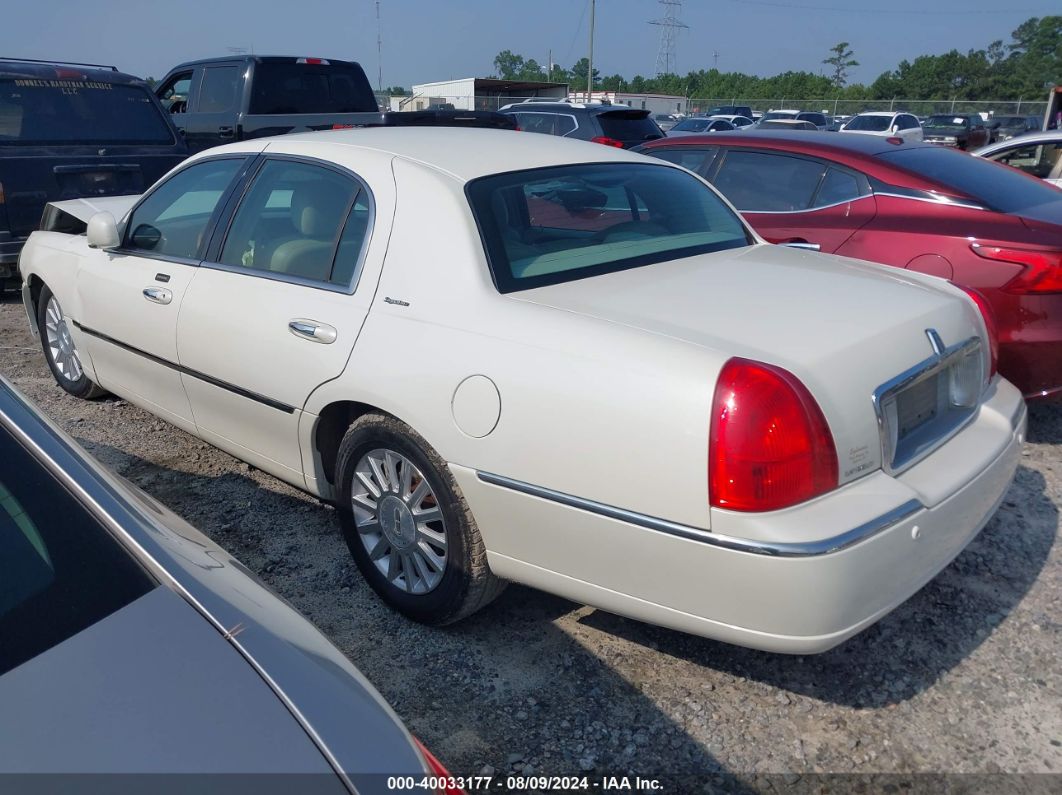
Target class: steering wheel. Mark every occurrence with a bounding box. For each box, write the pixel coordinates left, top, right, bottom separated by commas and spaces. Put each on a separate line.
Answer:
593, 220, 670, 243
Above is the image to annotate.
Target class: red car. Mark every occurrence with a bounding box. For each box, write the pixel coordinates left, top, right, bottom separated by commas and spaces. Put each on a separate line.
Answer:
636, 132, 1062, 399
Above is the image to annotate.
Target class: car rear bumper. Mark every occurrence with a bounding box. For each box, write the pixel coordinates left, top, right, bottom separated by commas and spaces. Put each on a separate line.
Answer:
0, 234, 25, 273
452, 378, 1026, 653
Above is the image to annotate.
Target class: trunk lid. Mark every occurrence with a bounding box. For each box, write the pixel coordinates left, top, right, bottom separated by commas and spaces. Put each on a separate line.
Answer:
513, 243, 984, 481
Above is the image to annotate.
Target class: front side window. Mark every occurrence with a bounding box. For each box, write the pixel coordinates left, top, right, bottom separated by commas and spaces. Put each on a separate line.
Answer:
467, 163, 750, 293
0, 79, 174, 145
712, 151, 827, 212
125, 158, 244, 259
198, 66, 240, 113
218, 159, 366, 286
986, 142, 1062, 179
0, 424, 155, 676
157, 72, 192, 114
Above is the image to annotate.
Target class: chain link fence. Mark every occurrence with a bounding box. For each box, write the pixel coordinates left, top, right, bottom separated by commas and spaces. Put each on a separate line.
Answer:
686, 98, 1048, 119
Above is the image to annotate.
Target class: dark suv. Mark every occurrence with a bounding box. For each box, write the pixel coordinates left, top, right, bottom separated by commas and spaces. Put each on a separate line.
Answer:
0, 59, 187, 286
499, 102, 664, 148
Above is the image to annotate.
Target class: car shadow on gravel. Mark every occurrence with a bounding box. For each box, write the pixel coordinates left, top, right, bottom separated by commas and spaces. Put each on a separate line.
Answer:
577, 464, 1057, 709
75, 439, 756, 789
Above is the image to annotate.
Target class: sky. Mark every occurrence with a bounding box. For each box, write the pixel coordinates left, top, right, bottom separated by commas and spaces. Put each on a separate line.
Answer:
3, 0, 1056, 91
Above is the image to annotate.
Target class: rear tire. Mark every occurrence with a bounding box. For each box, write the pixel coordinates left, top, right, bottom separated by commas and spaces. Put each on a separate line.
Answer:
336, 413, 506, 625
37, 285, 107, 400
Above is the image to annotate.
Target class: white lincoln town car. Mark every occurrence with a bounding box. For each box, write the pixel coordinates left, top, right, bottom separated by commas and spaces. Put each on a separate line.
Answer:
19, 128, 1025, 653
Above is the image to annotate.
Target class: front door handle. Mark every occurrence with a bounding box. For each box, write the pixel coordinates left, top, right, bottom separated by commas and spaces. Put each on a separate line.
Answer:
218, 126, 235, 139
288, 319, 337, 344
143, 287, 173, 305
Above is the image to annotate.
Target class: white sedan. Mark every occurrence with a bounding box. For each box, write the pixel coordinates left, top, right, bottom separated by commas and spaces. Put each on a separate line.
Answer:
19, 128, 1025, 653
973, 131, 1062, 187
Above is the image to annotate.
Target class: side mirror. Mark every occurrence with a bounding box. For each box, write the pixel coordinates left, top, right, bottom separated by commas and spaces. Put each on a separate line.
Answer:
86, 212, 120, 250
130, 224, 162, 251
891, 124, 899, 133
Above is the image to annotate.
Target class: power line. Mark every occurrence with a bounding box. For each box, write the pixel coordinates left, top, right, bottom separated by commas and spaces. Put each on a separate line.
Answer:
725, 0, 1057, 14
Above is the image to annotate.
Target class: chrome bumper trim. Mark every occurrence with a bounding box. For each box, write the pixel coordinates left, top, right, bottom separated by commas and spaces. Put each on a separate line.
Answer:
475, 471, 923, 558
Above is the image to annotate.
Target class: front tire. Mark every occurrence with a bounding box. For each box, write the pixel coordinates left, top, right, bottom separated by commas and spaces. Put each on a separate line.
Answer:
336, 413, 505, 625
37, 285, 107, 399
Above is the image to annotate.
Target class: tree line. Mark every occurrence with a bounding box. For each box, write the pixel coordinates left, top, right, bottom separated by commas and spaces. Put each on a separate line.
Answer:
471, 16, 1059, 101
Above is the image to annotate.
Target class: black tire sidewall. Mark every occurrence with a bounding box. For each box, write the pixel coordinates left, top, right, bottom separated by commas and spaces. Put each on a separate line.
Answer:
336, 417, 474, 625
37, 286, 97, 399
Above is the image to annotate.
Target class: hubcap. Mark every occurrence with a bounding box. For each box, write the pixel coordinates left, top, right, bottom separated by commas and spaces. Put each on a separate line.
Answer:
44, 296, 83, 383
351, 448, 447, 594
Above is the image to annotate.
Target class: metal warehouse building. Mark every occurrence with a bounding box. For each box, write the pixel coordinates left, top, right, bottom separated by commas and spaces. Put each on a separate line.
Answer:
399, 78, 570, 111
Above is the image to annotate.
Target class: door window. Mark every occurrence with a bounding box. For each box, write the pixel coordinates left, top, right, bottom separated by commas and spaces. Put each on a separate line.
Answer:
124, 158, 244, 259
198, 66, 240, 113
513, 112, 577, 136
157, 72, 193, 114
712, 151, 826, 211
813, 168, 861, 207
218, 159, 366, 286
643, 146, 718, 176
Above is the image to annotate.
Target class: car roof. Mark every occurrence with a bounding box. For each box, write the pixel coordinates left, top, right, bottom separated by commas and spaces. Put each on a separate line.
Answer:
0, 59, 144, 85
167, 55, 364, 70
641, 128, 937, 157
500, 102, 645, 116
233, 126, 648, 181
855, 111, 900, 117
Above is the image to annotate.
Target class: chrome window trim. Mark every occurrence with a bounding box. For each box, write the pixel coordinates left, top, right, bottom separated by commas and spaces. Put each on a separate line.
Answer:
872, 191, 986, 211
206, 153, 377, 295
476, 471, 923, 558
872, 335, 983, 476
739, 193, 873, 215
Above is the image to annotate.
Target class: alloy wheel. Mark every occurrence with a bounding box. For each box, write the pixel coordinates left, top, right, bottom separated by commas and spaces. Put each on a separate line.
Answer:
43, 296, 84, 383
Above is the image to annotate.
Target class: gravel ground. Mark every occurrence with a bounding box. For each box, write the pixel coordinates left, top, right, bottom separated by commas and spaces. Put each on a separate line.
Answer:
2, 294, 1060, 791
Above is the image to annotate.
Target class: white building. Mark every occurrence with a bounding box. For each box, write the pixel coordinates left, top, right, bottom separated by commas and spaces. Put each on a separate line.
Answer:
568, 91, 688, 116
401, 78, 569, 112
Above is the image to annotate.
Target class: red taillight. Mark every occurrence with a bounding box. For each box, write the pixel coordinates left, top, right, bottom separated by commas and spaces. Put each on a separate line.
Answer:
955, 284, 999, 377
296, 57, 329, 65
971, 243, 1062, 294
332, 123, 355, 129
590, 135, 625, 148
413, 737, 465, 795
709, 358, 838, 512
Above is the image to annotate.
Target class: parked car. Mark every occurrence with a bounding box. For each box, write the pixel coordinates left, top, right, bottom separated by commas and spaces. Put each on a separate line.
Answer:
760, 109, 801, 122
988, 115, 1041, 143
973, 131, 1062, 187
840, 112, 923, 143
653, 113, 681, 132
827, 114, 853, 132
921, 114, 989, 150
0, 376, 451, 786
498, 101, 663, 148
708, 114, 754, 128
668, 117, 735, 136
704, 105, 754, 121
18, 127, 1024, 654
635, 131, 1062, 398
796, 112, 830, 131
0, 58, 188, 289
156, 55, 514, 153
757, 119, 818, 131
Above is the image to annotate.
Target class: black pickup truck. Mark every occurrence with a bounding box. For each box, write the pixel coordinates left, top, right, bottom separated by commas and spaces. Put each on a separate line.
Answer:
156, 55, 515, 153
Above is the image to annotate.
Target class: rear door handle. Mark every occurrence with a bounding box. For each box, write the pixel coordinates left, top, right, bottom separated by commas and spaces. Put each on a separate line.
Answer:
288, 319, 337, 344
143, 287, 173, 305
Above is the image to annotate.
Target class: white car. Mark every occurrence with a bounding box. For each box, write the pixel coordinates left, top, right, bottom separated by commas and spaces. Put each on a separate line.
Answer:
708, 114, 754, 128
19, 128, 1025, 653
973, 131, 1062, 187
840, 112, 924, 142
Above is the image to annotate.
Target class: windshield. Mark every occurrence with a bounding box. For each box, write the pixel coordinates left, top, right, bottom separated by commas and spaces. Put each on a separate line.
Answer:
845, 115, 892, 132
249, 62, 376, 114
0, 422, 154, 675
763, 111, 798, 121
467, 163, 751, 293
925, 115, 969, 130
673, 118, 710, 132
0, 79, 174, 145
878, 146, 1062, 221
994, 117, 1025, 127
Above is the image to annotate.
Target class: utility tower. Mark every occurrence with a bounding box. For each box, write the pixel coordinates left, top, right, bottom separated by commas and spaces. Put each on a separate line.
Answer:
649, 0, 689, 77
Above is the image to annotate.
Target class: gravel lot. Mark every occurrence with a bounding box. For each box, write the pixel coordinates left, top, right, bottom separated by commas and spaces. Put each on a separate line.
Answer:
2, 293, 1060, 791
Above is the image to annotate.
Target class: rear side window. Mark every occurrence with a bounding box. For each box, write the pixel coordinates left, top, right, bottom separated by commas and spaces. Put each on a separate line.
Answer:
0, 426, 155, 676
249, 62, 376, 115
125, 158, 244, 259
219, 159, 366, 286
642, 146, 718, 176
0, 79, 174, 145
467, 162, 750, 293
712, 151, 826, 212
879, 147, 1062, 221
198, 66, 241, 113
513, 112, 577, 137
814, 169, 861, 207
596, 111, 663, 145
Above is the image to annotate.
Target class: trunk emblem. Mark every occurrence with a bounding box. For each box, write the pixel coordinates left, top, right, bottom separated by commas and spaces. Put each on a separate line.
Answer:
925, 328, 946, 357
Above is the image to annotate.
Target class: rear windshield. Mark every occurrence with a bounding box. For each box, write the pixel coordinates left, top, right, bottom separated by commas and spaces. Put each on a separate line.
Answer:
797, 113, 827, 126
845, 115, 891, 132
0, 79, 175, 146
596, 111, 663, 144
249, 62, 376, 115
763, 111, 797, 121
0, 423, 155, 676
879, 147, 1062, 221
467, 162, 751, 293
672, 118, 711, 132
